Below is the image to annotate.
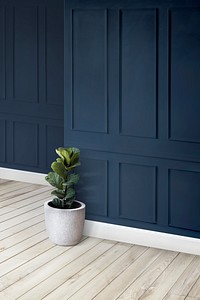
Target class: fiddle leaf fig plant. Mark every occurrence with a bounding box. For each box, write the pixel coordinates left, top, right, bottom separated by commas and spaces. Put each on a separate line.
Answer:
45, 147, 80, 209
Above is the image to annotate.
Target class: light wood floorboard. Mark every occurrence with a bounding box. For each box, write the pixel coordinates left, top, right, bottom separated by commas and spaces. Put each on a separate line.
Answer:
0, 180, 199, 300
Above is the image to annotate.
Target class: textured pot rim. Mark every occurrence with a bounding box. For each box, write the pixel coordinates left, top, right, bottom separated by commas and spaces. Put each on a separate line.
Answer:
44, 200, 85, 211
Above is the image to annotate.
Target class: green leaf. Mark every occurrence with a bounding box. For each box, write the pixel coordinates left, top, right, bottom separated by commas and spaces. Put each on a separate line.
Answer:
56, 157, 64, 163
63, 198, 74, 208
71, 147, 80, 154
65, 187, 75, 199
51, 189, 65, 199
66, 148, 73, 158
45, 172, 64, 189
69, 173, 79, 185
56, 148, 70, 165
63, 173, 80, 188
51, 161, 67, 179
55, 149, 65, 161
65, 162, 81, 172
51, 198, 64, 208
51, 197, 74, 209
70, 149, 80, 166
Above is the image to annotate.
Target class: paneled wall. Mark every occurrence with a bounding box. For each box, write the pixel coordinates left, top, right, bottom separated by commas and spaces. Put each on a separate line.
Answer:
0, 0, 199, 239
65, 0, 200, 238
0, 0, 64, 173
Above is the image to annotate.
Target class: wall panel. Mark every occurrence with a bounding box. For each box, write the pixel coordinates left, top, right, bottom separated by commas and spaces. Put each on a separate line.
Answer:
77, 158, 108, 217
46, 5, 64, 106
0, 0, 64, 173
120, 9, 157, 138
66, 0, 200, 239
72, 9, 108, 133
119, 163, 157, 223
14, 6, 38, 102
46, 125, 64, 169
169, 169, 200, 231
0, 7, 5, 100
0, 119, 6, 162
13, 121, 39, 166
169, 9, 200, 142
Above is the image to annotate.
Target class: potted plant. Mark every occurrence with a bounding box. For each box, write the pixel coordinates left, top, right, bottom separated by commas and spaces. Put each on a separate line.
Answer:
44, 147, 85, 246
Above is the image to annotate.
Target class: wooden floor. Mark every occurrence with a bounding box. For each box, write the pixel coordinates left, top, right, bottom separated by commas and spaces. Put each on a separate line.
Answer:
0, 179, 200, 300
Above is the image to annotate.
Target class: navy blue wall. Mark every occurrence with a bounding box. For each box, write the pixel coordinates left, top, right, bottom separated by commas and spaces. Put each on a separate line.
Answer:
0, 0, 64, 173
0, 0, 200, 239
65, 0, 200, 238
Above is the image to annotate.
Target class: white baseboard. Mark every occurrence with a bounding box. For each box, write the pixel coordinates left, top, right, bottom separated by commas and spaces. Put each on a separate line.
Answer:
84, 220, 200, 255
0, 167, 48, 186
0, 167, 199, 255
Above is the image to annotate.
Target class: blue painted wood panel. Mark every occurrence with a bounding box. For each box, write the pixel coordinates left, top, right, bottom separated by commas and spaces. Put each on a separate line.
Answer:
72, 9, 107, 133
169, 169, 200, 231
0, 0, 64, 173
120, 9, 157, 138
170, 9, 200, 142
77, 158, 108, 217
13, 121, 38, 166
65, 0, 200, 239
0, 119, 5, 162
46, 125, 64, 169
46, 5, 64, 106
0, 6, 5, 100
14, 6, 38, 102
119, 163, 157, 223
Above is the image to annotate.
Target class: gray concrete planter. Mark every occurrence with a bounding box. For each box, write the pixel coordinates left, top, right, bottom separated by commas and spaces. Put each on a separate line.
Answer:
44, 200, 85, 246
